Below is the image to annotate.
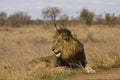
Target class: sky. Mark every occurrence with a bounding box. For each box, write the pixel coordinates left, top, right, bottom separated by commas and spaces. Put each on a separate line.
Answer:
0, 0, 120, 19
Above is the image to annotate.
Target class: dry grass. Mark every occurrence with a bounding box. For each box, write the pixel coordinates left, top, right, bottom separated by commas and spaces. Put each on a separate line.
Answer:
0, 25, 120, 80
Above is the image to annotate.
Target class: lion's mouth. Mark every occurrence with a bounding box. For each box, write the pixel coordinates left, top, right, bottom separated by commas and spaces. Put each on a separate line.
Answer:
52, 49, 62, 57
54, 51, 62, 57
55, 52, 61, 57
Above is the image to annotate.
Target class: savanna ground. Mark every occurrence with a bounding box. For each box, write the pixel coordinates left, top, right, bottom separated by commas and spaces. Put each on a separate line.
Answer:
0, 25, 120, 80
65, 68, 120, 80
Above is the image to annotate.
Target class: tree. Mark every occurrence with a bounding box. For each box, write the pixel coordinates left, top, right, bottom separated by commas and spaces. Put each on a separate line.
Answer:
59, 14, 69, 27
0, 12, 7, 26
79, 8, 95, 25
105, 13, 117, 26
41, 7, 61, 28
7, 11, 31, 27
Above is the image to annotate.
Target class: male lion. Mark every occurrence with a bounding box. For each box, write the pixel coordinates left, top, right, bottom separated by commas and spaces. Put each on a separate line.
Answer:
52, 28, 96, 73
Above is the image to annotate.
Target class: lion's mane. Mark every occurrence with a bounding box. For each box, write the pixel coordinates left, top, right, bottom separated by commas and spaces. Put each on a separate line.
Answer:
53, 28, 87, 68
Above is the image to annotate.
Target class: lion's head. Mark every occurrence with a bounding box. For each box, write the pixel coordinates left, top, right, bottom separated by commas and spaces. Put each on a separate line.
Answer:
52, 28, 73, 58
52, 28, 84, 61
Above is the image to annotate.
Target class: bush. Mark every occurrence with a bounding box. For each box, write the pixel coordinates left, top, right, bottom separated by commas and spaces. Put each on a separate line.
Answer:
79, 8, 95, 25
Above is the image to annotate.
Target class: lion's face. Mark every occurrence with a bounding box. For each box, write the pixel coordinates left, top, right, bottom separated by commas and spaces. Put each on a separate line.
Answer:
52, 35, 65, 57
52, 29, 72, 58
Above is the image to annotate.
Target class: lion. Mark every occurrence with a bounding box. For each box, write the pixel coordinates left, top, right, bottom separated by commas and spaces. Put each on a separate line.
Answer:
52, 28, 96, 73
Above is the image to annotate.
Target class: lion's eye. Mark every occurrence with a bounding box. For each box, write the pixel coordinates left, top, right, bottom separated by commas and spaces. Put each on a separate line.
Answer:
57, 40, 60, 43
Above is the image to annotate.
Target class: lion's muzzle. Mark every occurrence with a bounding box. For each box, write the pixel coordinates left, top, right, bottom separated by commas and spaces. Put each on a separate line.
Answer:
52, 49, 62, 57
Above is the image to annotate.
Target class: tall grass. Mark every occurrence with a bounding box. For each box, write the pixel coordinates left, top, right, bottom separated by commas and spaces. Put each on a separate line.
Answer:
0, 25, 120, 80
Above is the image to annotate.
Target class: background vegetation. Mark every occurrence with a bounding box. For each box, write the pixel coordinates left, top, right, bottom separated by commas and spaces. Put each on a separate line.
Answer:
0, 7, 120, 80
0, 7, 120, 27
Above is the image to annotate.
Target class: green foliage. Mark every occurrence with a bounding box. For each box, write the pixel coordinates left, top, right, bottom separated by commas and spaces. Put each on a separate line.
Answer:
80, 8, 95, 25
0, 11, 7, 26
7, 11, 31, 27
105, 13, 117, 26
1, 7, 120, 27
59, 14, 69, 27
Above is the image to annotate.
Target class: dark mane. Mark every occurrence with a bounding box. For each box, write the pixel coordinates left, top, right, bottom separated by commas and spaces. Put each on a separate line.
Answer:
55, 28, 72, 38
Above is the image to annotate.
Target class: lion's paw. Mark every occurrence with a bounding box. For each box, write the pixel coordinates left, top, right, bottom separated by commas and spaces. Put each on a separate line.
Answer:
87, 69, 96, 74
85, 64, 96, 74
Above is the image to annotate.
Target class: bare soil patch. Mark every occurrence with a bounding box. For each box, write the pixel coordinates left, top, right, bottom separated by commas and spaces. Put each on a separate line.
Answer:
65, 69, 120, 80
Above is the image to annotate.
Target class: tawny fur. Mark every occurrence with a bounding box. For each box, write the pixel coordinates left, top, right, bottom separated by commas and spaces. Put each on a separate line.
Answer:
26, 28, 96, 74
52, 28, 96, 73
